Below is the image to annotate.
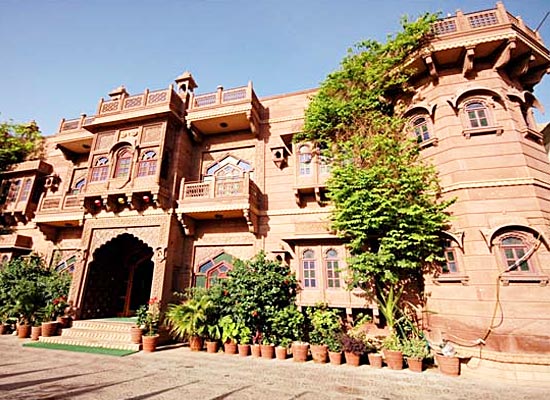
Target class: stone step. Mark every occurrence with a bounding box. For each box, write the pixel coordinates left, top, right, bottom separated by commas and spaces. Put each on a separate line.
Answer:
71, 319, 136, 333
60, 328, 132, 343
39, 336, 141, 351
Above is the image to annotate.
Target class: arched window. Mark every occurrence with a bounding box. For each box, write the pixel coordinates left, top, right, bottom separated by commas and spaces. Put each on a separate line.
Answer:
114, 149, 132, 178
299, 145, 312, 176
465, 101, 489, 128
412, 116, 431, 143
91, 157, 109, 182
325, 249, 341, 288
19, 178, 33, 202
195, 252, 234, 288
137, 150, 157, 177
302, 249, 317, 288
1, 255, 9, 264
71, 178, 86, 195
500, 235, 532, 272
442, 239, 459, 273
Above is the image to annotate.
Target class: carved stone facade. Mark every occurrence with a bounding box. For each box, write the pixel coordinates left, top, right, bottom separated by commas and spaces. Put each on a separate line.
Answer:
1, 3, 550, 382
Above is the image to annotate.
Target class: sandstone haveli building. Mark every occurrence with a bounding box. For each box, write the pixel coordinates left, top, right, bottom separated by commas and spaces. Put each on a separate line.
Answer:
1, 2, 549, 382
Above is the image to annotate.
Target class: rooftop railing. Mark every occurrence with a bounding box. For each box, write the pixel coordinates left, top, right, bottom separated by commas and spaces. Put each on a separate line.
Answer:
58, 115, 95, 133
97, 86, 181, 116
432, 2, 542, 43
188, 81, 256, 110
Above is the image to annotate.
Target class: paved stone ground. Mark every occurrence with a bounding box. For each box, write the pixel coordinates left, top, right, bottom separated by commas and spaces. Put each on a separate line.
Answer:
1, 336, 549, 400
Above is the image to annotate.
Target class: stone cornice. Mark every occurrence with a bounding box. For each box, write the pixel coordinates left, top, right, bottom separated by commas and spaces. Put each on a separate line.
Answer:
442, 177, 550, 193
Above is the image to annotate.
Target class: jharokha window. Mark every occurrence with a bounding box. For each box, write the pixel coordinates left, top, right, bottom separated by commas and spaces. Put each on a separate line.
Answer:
500, 236, 532, 272
412, 116, 431, 143
137, 150, 157, 177
6, 180, 21, 203
465, 101, 489, 128
90, 157, 109, 182
114, 149, 132, 178
298, 145, 312, 176
302, 249, 317, 288
325, 249, 341, 288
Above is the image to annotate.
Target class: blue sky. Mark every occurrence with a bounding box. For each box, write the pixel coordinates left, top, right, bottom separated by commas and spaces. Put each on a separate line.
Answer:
1, 1, 549, 136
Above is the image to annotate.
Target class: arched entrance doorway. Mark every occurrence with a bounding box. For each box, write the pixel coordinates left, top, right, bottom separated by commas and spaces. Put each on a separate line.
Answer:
80, 233, 154, 319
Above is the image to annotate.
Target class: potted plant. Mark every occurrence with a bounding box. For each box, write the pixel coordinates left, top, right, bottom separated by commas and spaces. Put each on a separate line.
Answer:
435, 340, 460, 376
275, 337, 291, 360
165, 294, 213, 351
141, 297, 161, 352
131, 304, 148, 344
340, 333, 366, 366
365, 336, 383, 368
402, 336, 430, 372
326, 334, 343, 365
219, 315, 240, 355
237, 324, 252, 356
260, 334, 276, 359
270, 305, 304, 362
382, 333, 404, 370
307, 305, 341, 364
205, 322, 222, 353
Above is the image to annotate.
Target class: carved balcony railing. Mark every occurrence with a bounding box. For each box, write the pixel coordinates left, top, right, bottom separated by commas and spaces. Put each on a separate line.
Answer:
185, 81, 261, 138
97, 87, 181, 116
432, 3, 543, 43
34, 193, 84, 226
176, 172, 261, 234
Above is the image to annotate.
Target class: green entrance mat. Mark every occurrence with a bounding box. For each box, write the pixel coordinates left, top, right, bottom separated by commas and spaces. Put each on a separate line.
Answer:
97, 317, 137, 323
23, 342, 138, 357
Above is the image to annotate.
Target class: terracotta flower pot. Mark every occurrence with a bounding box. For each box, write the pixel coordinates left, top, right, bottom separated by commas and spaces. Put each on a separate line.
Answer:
260, 344, 275, 359
0, 324, 10, 335
384, 349, 403, 370
292, 342, 309, 362
17, 324, 31, 339
436, 354, 460, 376
310, 344, 328, 363
344, 351, 361, 366
275, 346, 287, 360
189, 336, 203, 351
130, 326, 143, 344
31, 326, 42, 341
251, 344, 261, 357
206, 341, 219, 353
56, 316, 71, 329
328, 351, 343, 365
224, 341, 238, 355
238, 343, 250, 357
142, 334, 159, 352
368, 353, 383, 368
407, 357, 424, 372
41, 321, 58, 337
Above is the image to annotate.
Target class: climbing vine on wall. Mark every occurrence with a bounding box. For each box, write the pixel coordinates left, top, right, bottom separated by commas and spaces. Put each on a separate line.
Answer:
299, 13, 453, 286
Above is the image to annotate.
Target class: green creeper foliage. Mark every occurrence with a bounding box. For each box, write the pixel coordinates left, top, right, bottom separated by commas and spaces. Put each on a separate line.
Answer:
300, 13, 452, 286
0, 119, 43, 172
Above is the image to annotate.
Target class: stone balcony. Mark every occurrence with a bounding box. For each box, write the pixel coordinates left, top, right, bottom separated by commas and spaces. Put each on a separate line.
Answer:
412, 2, 550, 88
176, 172, 261, 235
55, 114, 95, 155
185, 82, 261, 140
84, 85, 184, 132
34, 193, 84, 227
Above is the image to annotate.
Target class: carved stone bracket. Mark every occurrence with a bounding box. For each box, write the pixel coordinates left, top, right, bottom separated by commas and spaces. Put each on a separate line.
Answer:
177, 213, 195, 236
243, 208, 258, 234
493, 39, 516, 70
462, 46, 476, 76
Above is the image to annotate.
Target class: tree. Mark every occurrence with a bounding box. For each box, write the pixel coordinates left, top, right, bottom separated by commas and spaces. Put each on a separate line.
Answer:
0, 119, 43, 173
300, 14, 452, 287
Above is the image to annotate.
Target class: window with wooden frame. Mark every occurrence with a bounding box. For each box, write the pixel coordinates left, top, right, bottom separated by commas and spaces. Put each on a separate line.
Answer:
496, 232, 548, 285
114, 148, 132, 178
298, 145, 312, 176
6, 180, 21, 203
301, 249, 317, 288
442, 239, 459, 274
90, 156, 109, 182
499, 234, 533, 273
465, 101, 490, 128
324, 249, 342, 289
194, 252, 234, 289
71, 178, 86, 195
137, 150, 158, 177
412, 116, 431, 143
19, 178, 33, 202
